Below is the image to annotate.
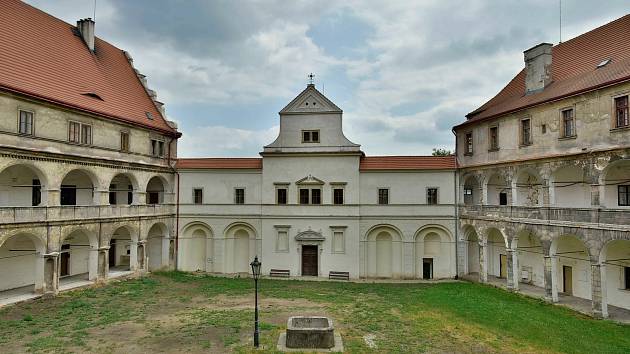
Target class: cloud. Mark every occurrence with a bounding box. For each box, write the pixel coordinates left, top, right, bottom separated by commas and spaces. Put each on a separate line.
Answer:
177, 125, 279, 157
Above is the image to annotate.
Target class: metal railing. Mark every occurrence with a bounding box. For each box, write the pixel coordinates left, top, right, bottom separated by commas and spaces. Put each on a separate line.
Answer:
0, 204, 175, 224
459, 204, 630, 226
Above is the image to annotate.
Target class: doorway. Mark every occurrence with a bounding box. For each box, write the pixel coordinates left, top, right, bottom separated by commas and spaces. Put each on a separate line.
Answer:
301, 245, 318, 276
422, 258, 433, 279
499, 254, 508, 278
60, 244, 70, 276
563, 265, 573, 295
109, 239, 116, 267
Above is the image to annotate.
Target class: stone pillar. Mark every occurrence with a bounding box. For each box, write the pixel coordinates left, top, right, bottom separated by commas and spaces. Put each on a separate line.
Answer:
550, 255, 559, 302
511, 182, 518, 206
133, 191, 146, 205
161, 236, 170, 270
97, 246, 109, 282
506, 249, 515, 290
508, 249, 519, 291
137, 240, 147, 271
543, 255, 554, 301
590, 262, 607, 318
46, 189, 60, 207
599, 263, 609, 318
43, 252, 60, 296
95, 188, 109, 205
590, 184, 600, 207
541, 180, 551, 206
479, 240, 488, 283
130, 241, 139, 271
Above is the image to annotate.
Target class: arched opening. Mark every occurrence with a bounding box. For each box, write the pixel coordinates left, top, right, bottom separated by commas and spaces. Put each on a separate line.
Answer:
550, 165, 590, 207
60, 169, 95, 206
463, 225, 480, 277
462, 175, 480, 205
600, 239, 630, 311
365, 226, 402, 279
146, 176, 165, 205
515, 230, 545, 288
0, 234, 45, 296
109, 174, 135, 205
233, 229, 250, 273
415, 227, 455, 279
486, 228, 508, 282
147, 223, 168, 271
485, 173, 509, 206
109, 226, 136, 276
180, 223, 210, 272
551, 235, 591, 300
0, 164, 47, 206
514, 169, 543, 206
59, 229, 98, 288
601, 159, 630, 208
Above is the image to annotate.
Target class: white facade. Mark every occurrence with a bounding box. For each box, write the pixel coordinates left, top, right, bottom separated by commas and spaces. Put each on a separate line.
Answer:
177, 85, 457, 279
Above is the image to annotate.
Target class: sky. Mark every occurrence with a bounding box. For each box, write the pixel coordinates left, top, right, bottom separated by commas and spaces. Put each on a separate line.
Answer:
26, 0, 629, 157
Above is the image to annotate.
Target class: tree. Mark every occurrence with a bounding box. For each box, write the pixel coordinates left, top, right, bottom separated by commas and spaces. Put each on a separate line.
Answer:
432, 148, 453, 156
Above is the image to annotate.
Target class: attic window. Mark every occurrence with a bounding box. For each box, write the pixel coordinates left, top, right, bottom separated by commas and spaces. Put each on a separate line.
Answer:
597, 59, 611, 68
145, 112, 154, 120
81, 92, 103, 101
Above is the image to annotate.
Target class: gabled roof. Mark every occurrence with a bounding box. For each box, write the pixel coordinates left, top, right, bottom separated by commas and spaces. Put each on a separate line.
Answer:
176, 158, 262, 170
279, 84, 342, 114
457, 14, 630, 128
359, 156, 457, 171
0, 0, 178, 135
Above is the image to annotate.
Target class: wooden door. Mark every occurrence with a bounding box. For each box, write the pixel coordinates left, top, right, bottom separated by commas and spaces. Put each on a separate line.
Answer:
301, 245, 318, 276
563, 266, 573, 295
500, 254, 508, 278
422, 258, 433, 279
60, 244, 70, 276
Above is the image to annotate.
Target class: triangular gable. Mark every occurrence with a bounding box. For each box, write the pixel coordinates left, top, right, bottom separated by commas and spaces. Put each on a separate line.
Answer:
295, 174, 325, 185
279, 84, 342, 114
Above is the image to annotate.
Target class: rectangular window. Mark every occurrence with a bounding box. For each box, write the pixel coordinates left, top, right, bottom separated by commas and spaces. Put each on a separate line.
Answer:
32, 179, 41, 206
60, 185, 77, 206
464, 132, 473, 155
489, 126, 499, 150
427, 188, 438, 205
109, 184, 117, 205
18, 110, 34, 135
193, 188, 203, 204
615, 95, 629, 128
68, 121, 81, 143
499, 192, 508, 206
619, 185, 630, 206
120, 132, 130, 152
81, 124, 92, 145
625, 267, 630, 290
299, 189, 309, 204
311, 188, 321, 205
521, 118, 532, 145
562, 108, 575, 137
332, 231, 345, 253
333, 188, 344, 205
147, 192, 159, 204
276, 230, 289, 252
276, 188, 287, 205
151, 139, 165, 157
234, 188, 245, 204
302, 130, 320, 143
378, 188, 389, 205
127, 184, 133, 204
463, 187, 473, 205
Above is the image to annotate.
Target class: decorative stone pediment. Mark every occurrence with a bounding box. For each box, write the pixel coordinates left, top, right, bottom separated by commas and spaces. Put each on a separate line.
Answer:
295, 230, 325, 242
295, 175, 324, 185
280, 84, 342, 114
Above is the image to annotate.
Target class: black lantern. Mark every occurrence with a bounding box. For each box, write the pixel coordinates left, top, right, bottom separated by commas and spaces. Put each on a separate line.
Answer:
250, 256, 261, 347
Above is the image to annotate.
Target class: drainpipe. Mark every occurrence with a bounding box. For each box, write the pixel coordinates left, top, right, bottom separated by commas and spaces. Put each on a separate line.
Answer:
452, 128, 459, 280
174, 170, 180, 271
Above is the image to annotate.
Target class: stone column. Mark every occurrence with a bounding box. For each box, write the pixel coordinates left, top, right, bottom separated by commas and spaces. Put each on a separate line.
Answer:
541, 180, 551, 206
97, 246, 109, 282
590, 184, 600, 207
133, 191, 146, 205
506, 249, 515, 290
509, 248, 520, 291
137, 240, 147, 271
599, 263, 609, 318
43, 252, 60, 297
130, 241, 138, 271
95, 188, 110, 205
479, 240, 488, 283
161, 236, 171, 270
590, 262, 607, 318
46, 189, 60, 207
550, 255, 559, 302
543, 255, 553, 301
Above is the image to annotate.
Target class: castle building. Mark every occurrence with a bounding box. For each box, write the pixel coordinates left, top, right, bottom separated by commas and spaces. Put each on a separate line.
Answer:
453, 15, 630, 318
0, 1, 179, 301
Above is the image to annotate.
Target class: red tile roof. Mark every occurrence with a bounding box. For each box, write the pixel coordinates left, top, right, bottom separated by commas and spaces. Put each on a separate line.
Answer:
360, 156, 456, 170
458, 14, 630, 128
176, 158, 263, 170
0, 0, 178, 135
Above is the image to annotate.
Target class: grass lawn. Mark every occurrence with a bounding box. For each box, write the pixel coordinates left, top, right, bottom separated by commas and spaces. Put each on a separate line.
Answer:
0, 272, 628, 353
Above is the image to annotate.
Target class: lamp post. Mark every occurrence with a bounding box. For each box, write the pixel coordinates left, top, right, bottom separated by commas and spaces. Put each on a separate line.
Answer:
250, 255, 261, 348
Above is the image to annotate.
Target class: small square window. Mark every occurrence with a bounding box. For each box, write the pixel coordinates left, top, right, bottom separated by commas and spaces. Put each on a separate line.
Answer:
302, 130, 320, 143
427, 188, 438, 205
68, 121, 91, 144
151, 139, 165, 157
193, 188, 203, 204
18, 110, 34, 135
378, 188, 389, 205
235, 188, 245, 204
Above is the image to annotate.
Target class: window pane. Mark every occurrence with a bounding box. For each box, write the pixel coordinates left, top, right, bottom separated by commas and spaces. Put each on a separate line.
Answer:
311, 131, 319, 142
193, 189, 203, 204
427, 188, 438, 205
302, 131, 311, 142
311, 189, 321, 204
378, 189, 389, 204
299, 189, 309, 204
81, 124, 91, 144
235, 189, 244, 204
277, 188, 287, 204
333, 188, 344, 205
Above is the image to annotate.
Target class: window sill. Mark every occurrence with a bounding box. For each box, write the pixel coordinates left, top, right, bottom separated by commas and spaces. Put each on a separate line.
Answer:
463, 153, 473, 157
519, 143, 533, 148
487, 148, 500, 152
610, 126, 630, 133
558, 135, 577, 141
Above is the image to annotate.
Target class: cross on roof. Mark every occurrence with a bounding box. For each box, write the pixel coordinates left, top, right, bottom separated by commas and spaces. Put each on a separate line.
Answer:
308, 73, 314, 85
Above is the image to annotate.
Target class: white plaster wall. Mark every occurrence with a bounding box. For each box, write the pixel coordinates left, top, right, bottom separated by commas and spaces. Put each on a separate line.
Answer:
0, 237, 40, 290
0, 165, 40, 206
603, 242, 630, 309
516, 236, 545, 287
554, 237, 592, 300
360, 172, 455, 204
179, 171, 262, 205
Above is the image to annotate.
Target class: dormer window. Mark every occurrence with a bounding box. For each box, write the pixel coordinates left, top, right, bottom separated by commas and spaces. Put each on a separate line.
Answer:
302, 130, 319, 143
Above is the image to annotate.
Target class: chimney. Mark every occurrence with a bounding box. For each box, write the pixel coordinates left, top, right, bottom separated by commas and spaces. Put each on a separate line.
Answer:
76, 18, 95, 52
524, 43, 553, 94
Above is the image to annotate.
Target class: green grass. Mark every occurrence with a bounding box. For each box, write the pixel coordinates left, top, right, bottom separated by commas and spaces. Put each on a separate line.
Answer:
0, 271, 628, 353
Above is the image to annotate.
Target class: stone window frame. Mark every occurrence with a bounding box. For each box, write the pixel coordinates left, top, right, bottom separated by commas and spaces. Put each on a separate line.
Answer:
426, 187, 439, 205
330, 182, 347, 205
464, 131, 474, 156
330, 226, 347, 254
150, 136, 165, 158
301, 129, 320, 143
618, 185, 630, 207
274, 225, 291, 253
611, 91, 630, 131
487, 124, 499, 151
558, 105, 577, 139
120, 130, 130, 152
377, 187, 390, 205
68, 120, 92, 145
519, 116, 533, 147
192, 187, 203, 205
274, 182, 290, 205
234, 187, 246, 204
17, 108, 35, 136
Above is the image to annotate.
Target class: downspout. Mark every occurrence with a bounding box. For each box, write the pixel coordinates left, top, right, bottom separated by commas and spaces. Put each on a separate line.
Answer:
452, 128, 459, 280
175, 170, 180, 271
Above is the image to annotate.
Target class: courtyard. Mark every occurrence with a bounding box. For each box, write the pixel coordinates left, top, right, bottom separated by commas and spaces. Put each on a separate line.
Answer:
0, 272, 628, 353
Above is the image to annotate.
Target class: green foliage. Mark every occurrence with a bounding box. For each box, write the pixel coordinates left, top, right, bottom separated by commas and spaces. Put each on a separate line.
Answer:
432, 148, 453, 156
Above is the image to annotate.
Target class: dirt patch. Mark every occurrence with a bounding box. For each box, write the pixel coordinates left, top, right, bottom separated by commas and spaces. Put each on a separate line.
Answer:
201, 294, 325, 311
